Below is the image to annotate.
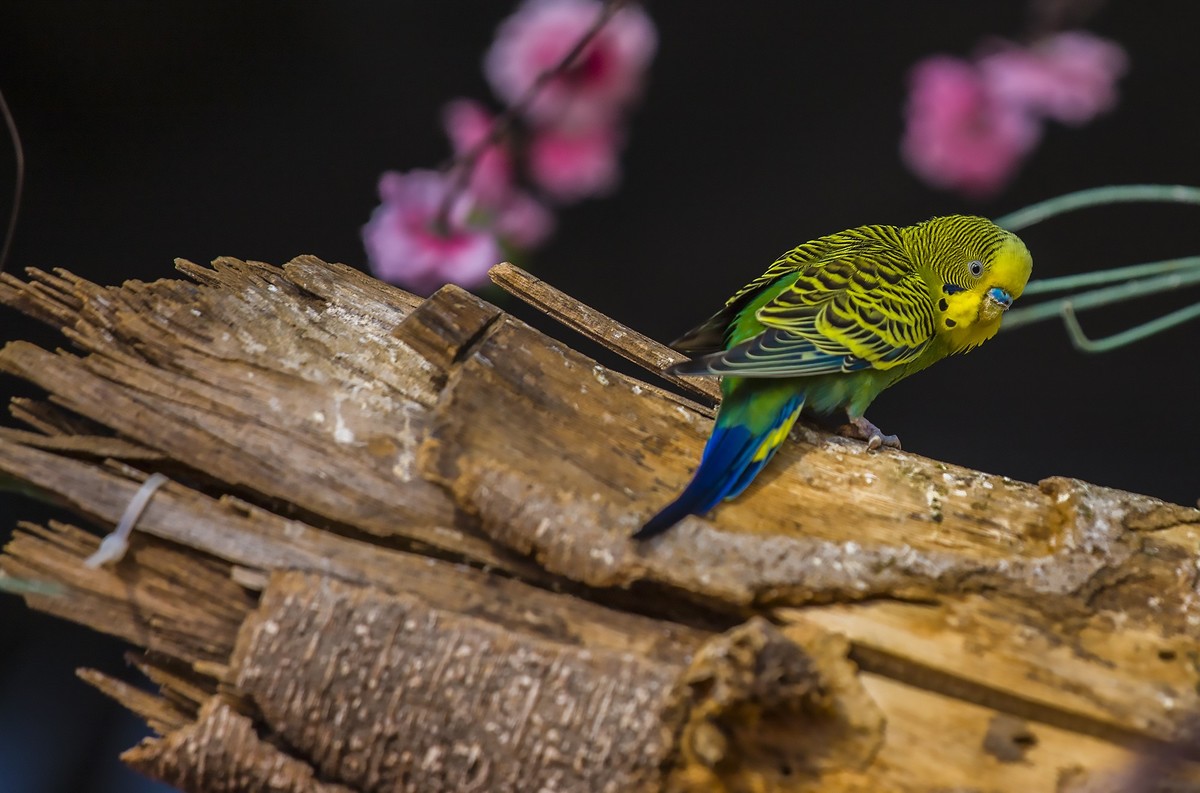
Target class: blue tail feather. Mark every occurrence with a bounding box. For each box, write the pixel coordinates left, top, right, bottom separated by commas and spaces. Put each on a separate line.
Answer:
633, 394, 803, 539
721, 453, 773, 503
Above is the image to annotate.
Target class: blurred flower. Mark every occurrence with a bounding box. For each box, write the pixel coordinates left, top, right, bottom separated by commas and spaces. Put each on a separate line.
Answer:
494, 190, 556, 248
441, 98, 556, 248
442, 98, 512, 204
902, 27, 1127, 197
365, 0, 656, 292
528, 123, 622, 203
363, 170, 501, 295
484, 0, 657, 130
902, 56, 1042, 198
443, 98, 556, 246
980, 31, 1128, 125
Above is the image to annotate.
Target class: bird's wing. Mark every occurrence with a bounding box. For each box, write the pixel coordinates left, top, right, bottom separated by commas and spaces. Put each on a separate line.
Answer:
672, 253, 937, 377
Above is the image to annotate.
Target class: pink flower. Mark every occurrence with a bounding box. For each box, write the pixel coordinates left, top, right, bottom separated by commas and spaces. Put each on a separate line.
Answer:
442, 98, 513, 205
902, 56, 1041, 198
442, 98, 556, 248
363, 170, 501, 295
528, 123, 622, 203
485, 0, 657, 130
980, 32, 1128, 126
494, 190, 556, 248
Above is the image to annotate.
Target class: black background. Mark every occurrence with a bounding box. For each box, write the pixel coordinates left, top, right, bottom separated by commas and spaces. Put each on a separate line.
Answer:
2, 3, 1198, 791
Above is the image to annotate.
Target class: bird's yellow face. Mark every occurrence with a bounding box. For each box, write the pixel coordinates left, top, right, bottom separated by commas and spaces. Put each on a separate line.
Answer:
975, 232, 1033, 321
933, 225, 1033, 352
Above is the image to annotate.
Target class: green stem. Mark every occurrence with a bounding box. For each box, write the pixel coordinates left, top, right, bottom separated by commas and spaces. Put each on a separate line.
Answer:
1060, 301, 1200, 353
1003, 267, 1200, 330
995, 185, 1200, 231
1022, 255, 1200, 296
994, 185, 1200, 351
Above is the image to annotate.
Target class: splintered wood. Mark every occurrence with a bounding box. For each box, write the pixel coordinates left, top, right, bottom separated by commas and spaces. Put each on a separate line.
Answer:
1, 257, 1199, 792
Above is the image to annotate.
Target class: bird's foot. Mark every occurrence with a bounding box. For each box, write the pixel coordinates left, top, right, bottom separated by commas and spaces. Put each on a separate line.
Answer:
838, 416, 901, 451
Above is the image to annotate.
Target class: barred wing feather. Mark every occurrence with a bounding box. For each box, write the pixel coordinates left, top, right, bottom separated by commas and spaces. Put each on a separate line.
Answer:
672, 254, 936, 378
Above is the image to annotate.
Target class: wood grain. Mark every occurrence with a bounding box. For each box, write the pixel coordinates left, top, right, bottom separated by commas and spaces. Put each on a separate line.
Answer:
2, 256, 1198, 791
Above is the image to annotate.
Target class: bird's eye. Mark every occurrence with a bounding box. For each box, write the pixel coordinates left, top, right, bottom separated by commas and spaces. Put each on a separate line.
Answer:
968, 260, 984, 277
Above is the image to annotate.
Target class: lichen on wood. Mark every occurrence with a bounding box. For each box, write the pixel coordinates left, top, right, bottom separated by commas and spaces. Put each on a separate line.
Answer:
1, 256, 1198, 792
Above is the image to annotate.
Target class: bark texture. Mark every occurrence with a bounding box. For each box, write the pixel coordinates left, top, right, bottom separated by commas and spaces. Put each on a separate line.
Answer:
1, 256, 1198, 792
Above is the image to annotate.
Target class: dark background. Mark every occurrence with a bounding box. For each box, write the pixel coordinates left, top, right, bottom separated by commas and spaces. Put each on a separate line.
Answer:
1, 3, 1197, 791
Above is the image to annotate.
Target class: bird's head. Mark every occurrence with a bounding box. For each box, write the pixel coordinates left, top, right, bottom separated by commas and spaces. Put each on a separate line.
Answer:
974, 229, 1033, 323
909, 215, 1033, 330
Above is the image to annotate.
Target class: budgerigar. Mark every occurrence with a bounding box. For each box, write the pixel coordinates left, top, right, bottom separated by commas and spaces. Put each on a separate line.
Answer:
635, 215, 1032, 540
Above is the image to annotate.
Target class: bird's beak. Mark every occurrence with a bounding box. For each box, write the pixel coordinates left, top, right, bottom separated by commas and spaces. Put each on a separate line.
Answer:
986, 287, 1013, 311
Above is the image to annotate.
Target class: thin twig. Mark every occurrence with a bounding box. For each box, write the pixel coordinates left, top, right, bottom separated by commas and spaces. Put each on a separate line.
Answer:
489, 262, 721, 407
0, 85, 24, 275
1024, 0, 1108, 40
435, 0, 628, 231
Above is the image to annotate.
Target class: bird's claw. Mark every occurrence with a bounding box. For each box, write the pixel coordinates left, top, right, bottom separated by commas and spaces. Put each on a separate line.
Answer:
865, 432, 901, 451
839, 417, 901, 451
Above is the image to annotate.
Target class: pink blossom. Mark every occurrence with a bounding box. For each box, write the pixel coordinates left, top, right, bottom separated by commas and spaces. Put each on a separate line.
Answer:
494, 190, 556, 248
363, 170, 501, 295
441, 99, 556, 249
902, 56, 1041, 198
484, 0, 657, 130
980, 32, 1128, 125
442, 98, 512, 204
528, 124, 622, 203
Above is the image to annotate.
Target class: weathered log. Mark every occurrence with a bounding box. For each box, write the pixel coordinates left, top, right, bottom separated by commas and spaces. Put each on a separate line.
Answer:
1, 256, 1198, 792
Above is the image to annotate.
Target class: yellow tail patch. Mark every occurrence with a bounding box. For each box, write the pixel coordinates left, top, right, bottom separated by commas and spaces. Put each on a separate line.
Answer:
751, 406, 804, 462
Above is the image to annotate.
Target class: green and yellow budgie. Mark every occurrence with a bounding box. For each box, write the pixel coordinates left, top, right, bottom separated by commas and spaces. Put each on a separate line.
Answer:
635, 215, 1032, 539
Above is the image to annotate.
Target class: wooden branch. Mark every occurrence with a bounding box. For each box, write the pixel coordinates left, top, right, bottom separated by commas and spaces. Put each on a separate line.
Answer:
489, 261, 721, 407
2, 257, 1199, 792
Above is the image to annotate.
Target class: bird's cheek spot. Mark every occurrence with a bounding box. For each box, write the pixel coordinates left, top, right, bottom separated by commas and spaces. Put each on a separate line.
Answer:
945, 318, 957, 328
938, 298, 949, 312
